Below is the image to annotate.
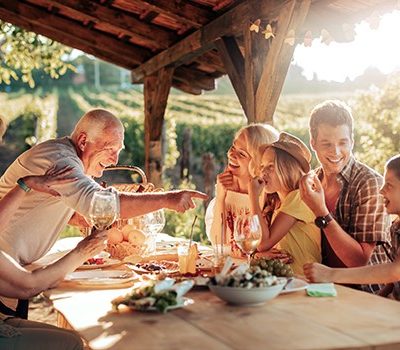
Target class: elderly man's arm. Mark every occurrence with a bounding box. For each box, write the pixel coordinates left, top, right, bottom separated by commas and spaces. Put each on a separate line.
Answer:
300, 174, 377, 267
119, 190, 208, 218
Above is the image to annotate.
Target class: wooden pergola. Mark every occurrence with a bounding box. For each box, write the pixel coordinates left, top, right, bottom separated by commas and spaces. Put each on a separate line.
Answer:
0, 0, 396, 185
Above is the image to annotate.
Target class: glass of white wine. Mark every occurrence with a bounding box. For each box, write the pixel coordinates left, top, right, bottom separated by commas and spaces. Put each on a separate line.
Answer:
89, 191, 118, 230
234, 214, 262, 266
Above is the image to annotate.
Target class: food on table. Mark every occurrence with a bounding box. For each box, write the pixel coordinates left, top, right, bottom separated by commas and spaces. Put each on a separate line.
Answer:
107, 228, 124, 244
82, 251, 111, 266
131, 260, 180, 274
250, 258, 294, 277
106, 224, 149, 260
126, 228, 146, 245
209, 264, 280, 288
83, 257, 105, 265
112, 278, 194, 313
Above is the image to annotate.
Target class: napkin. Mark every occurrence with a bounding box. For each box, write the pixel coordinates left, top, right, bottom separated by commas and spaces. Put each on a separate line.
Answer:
306, 283, 337, 297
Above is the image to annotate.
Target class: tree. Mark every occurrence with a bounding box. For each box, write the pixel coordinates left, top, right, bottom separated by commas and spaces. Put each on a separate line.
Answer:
0, 21, 75, 88
352, 74, 400, 173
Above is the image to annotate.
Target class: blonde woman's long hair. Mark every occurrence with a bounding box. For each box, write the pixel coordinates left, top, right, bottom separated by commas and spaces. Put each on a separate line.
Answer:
235, 123, 279, 175
258, 146, 307, 224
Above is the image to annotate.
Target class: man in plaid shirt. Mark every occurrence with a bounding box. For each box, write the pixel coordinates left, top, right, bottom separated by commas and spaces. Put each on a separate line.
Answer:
300, 100, 391, 293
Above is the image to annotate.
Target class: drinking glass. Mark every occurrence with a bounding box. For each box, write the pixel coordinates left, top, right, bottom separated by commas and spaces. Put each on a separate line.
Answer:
142, 209, 166, 234
233, 214, 262, 266
89, 191, 119, 230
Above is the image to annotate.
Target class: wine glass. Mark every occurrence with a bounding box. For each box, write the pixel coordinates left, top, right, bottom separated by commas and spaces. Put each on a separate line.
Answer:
233, 214, 262, 266
89, 191, 119, 231
142, 209, 166, 234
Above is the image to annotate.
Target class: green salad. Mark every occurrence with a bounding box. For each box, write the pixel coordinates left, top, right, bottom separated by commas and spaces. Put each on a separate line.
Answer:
112, 281, 178, 313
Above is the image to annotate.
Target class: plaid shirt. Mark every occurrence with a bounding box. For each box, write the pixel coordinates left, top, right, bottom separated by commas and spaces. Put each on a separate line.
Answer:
317, 156, 391, 294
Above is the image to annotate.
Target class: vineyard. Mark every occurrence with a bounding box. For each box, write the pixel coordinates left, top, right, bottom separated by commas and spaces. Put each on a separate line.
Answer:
1, 82, 399, 241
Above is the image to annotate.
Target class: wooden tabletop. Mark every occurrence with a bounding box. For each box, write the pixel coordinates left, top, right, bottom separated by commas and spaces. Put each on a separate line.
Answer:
47, 282, 400, 350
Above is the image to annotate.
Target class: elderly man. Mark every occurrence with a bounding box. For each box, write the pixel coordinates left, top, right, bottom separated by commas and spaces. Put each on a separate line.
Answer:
0, 109, 206, 312
300, 100, 391, 294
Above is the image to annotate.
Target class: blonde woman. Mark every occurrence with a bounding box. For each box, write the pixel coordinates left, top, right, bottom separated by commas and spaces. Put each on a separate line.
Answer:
205, 123, 279, 258
249, 132, 322, 274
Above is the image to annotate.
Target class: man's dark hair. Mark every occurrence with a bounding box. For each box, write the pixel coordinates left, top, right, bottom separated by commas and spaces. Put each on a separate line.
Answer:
386, 154, 400, 180
309, 100, 354, 140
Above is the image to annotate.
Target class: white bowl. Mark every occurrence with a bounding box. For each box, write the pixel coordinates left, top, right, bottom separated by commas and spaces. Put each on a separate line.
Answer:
209, 282, 285, 306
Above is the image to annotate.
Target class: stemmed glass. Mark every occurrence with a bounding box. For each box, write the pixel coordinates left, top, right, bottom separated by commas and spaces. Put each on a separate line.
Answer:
142, 209, 166, 234
233, 214, 262, 266
89, 191, 119, 231
140, 209, 165, 255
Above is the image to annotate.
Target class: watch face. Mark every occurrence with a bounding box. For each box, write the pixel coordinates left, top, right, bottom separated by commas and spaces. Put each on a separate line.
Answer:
315, 216, 328, 229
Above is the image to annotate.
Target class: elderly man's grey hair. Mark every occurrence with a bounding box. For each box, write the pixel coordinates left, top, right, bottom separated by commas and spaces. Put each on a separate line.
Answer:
71, 109, 123, 141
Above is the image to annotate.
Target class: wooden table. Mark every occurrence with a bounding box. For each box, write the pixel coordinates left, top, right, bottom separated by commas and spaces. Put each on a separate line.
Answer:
46, 282, 400, 350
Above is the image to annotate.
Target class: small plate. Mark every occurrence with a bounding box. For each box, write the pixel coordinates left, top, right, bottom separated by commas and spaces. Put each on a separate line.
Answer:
65, 269, 134, 285
131, 260, 180, 275
77, 258, 122, 270
133, 297, 194, 312
280, 278, 308, 294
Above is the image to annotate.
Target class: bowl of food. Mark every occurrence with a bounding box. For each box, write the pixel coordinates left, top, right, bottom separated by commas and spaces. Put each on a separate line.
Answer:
208, 263, 285, 305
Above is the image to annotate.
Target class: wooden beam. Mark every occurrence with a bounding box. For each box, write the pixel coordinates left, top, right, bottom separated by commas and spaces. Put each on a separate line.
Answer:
0, 4, 140, 70
30, 0, 176, 50
125, 0, 215, 29
172, 80, 202, 95
215, 36, 247, 113
0, 1, 150, 66
131, 0, 289, 82
254, 0, 311, 123
144, 67, 174, 187
174, 67, 215, 91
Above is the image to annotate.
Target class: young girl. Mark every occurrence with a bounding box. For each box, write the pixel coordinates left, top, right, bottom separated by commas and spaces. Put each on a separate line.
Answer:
205, 123, 279, 258
250, 132, 322, 275
304, 154, 400, 300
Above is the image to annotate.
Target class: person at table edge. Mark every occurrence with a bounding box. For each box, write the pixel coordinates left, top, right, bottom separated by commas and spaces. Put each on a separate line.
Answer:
300, 100, 391, 293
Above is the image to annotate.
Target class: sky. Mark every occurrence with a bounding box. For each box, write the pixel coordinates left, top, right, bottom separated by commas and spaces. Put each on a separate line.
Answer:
292, 10, 400, 82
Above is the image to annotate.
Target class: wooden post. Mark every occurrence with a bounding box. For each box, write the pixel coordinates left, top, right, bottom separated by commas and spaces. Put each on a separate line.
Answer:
217, 0, 311, 124
143, 66, 174, 187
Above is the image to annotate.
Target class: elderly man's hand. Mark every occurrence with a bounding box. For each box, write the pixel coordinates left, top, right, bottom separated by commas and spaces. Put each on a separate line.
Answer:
303, 262, 333, 283
299, 173, 329, 216
166, 190, 208, 213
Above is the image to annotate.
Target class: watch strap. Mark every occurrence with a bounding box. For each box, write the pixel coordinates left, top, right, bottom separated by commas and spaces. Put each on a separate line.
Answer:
17, 178, 31, 193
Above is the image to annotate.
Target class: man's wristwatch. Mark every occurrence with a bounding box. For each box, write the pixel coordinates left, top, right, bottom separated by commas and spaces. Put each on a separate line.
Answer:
17, 178, 31, 193
314, 213, 333, 229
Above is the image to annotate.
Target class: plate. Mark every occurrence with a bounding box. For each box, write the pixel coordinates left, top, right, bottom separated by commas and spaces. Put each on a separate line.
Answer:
77, 258, 122, 270
131, 260, 180, 275
132, 297, 194, 312
280, 278, 308, 294
64, 269, 135, 285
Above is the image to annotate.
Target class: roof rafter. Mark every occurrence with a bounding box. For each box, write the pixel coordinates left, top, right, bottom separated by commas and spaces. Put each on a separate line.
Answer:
28, 0, 177, 50
115, 0, 215, 29
0, 1, 151, 65
130, 0, 289, 82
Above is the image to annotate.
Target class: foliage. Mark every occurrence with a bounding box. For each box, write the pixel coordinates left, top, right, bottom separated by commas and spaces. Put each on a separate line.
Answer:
0, 21, 75, 88
352, 79, 400, 174
163, 178, 209, 244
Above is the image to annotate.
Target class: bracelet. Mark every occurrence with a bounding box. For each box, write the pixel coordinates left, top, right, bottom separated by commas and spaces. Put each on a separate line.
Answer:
17, 178, 31, 193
